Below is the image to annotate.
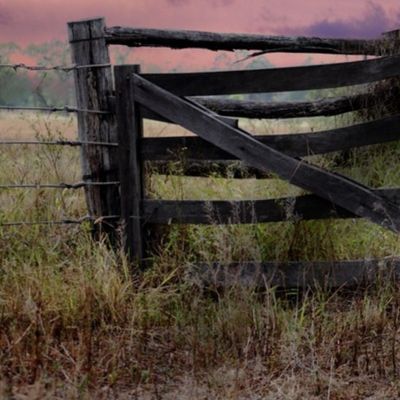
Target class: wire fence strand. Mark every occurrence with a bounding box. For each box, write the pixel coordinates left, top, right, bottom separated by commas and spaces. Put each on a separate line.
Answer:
0, 215, 118, 227
0, 63, 111, 72
0, 62, 121, 229
0, 181, 120, 190
0, 105, 110, 114
0, 217, 92, 226
0, 139, 118, 147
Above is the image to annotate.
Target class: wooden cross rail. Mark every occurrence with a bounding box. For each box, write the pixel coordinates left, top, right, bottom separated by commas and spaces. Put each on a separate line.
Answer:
140, 93, 373, 122
104, 26, 386, 56
142, 188, 400, 225
143, 55, 400, 96
194, 93, 371, 119
131, 73, 400, 234
141, 114, 400, 161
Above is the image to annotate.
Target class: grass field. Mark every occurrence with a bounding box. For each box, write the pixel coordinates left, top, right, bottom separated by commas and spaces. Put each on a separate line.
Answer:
2, 110, 400, 399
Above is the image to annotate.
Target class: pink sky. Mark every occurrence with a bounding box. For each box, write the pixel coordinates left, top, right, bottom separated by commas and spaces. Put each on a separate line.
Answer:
1, 0, 400, 70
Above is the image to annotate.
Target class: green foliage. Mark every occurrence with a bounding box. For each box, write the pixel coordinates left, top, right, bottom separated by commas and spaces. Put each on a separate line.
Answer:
0, 44, 33, 106
25, 41, 75, 106
0, 41, 74, 107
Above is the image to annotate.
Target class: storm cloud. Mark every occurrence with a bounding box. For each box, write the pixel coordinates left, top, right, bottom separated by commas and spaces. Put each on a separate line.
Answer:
2, 0, 400, 70
286, 2, 395, 38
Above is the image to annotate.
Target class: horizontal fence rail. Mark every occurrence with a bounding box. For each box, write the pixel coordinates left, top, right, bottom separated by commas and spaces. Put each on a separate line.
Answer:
141, 114, 400, 161
143, 55, 400, 96
141, 93, 370, 122
143, 188, 400, 225
3, 187, 398, 228
104, 26, 388, 56
195, 93, 371, 119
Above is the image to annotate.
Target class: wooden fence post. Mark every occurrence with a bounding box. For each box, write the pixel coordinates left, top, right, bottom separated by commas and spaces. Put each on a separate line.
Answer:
114, 65, 145, 263
68, 18, 119, 238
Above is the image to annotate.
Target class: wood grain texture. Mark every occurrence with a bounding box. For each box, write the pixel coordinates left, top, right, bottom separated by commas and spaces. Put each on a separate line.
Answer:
115, 65, 144, 263
143, 188, 400, 224
196, 93, 369, 119
132, 74, 400, 233
141, 114, 400, 161
104, 26, 383, 55
141, 93, 369, 121
68, 19, 119, 230
143, 55, 400, 96
188, 258, 400, 288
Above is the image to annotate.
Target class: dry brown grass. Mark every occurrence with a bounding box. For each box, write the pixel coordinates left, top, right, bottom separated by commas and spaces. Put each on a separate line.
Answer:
1, 111, 400, 399
0, 111, 77, 140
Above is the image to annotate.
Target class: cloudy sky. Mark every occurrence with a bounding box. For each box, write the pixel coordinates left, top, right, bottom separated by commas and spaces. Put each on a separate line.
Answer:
1, 0, 400, 69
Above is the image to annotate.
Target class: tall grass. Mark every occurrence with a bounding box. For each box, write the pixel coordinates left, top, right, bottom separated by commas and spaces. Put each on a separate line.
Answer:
1, 110, 400, 399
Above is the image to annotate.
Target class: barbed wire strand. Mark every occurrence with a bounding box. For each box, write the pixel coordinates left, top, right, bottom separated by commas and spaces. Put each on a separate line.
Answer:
0, 215, 118, 227
0, 62, 119, 228
0, 181, 120, 190
0, 63, 112, 72
0, 105, 110, 114
0, 139, 118, 147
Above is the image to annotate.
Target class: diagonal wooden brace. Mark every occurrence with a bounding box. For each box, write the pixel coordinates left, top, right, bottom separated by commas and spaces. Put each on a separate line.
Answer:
132, 74, 400, 234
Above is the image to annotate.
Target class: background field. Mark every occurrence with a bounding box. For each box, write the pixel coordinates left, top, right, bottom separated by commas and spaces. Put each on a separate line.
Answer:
2, 106, 400, 399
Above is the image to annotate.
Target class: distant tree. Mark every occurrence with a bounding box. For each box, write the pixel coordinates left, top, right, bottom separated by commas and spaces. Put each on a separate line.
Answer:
25, 41, 74, 106
0, 43, 33, 106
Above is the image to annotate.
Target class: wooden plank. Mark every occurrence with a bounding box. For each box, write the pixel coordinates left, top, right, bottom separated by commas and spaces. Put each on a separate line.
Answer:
104, 26, 382, 56
141, 114, 400, 161
196, 93, 369, 119
132, 74, 400, 233
143, 188, 400, 224
141, 93, 369, 121
188, 258, 400, 288
114, 65, 144, 263
143, 55, 400, 96
68, 18, 119, 235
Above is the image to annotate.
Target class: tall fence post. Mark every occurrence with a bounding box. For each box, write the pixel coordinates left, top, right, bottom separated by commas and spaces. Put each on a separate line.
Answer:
68, 18, 119, 238
114, 65, 145, 264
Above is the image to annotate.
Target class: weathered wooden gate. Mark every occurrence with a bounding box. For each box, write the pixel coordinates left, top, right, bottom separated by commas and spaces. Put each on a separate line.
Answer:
68, 18, 400, 287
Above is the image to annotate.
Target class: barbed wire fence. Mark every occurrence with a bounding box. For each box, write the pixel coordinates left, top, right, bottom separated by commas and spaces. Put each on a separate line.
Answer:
0, 62, 111, 72
0, 62, 119, 228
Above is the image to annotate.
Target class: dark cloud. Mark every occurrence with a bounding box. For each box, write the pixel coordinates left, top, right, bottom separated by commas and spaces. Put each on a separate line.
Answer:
280, 2, 395, 38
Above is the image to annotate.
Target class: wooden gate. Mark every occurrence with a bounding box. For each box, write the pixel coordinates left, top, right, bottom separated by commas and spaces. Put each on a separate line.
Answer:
69, 18, 400, 287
